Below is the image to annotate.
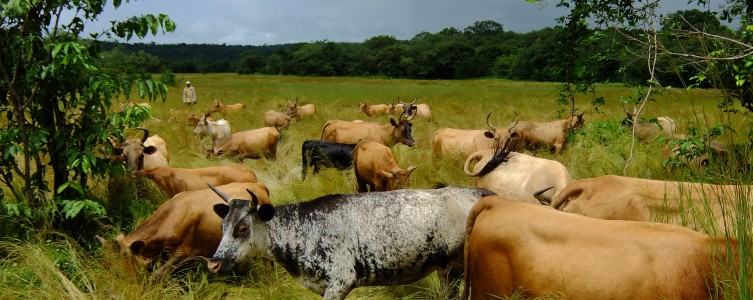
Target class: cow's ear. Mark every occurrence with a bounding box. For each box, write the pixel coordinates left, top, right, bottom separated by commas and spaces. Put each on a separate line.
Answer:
484, 131, 494, 138
390, 118, 397, 126
130, 240, 145, 255
510, 132, 520, 139
214, 203, 230, 219
257, 204, 275, 222
143, 146, 158, 155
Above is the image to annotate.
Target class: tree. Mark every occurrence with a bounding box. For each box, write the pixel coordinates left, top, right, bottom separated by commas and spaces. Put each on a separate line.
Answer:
0, 0, 174, 227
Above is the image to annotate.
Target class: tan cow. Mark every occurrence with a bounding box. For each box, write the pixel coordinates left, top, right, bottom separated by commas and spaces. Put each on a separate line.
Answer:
358, 102, 390, 117
511, 111, 585, 154
461, 195, 737, 300
112, 128, 169, 172
431, 111, 519, 159
353, 140, 417, 192
137, 166, 257, 197
546, 175, 752, 234
396, 98, 431, 120
96, 181, 270, 278
264, 110, 292, 129
208, 127, 279, 160
623, 107, 677, 142
321, 115, 416, 147
209, 98, 246, 115
286, 98, 316, 119
464, 147, 571, 204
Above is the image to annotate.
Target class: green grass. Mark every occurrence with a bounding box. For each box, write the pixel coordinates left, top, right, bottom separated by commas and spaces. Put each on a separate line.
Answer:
1, 74, 751, 299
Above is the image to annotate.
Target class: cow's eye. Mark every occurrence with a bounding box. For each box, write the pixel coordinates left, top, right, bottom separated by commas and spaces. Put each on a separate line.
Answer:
238, 225, 249, 235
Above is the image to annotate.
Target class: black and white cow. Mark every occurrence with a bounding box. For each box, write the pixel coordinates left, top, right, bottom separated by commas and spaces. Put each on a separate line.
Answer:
206, 184, 494, 300
301, 140, 357, 179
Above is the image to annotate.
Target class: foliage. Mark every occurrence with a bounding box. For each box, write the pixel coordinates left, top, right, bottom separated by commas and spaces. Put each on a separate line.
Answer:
0, 0, 174, 232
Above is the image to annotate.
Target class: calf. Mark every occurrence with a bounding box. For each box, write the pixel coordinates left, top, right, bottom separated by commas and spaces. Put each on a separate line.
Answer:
358, 102, 389, 117
209, 98, 246, 115
264, 110, 292, 129
464, 146, 571, 204
431, 111, 519, 159
208, 127, 279, 160
301, 140, 357, 179
286, 98, 316, 119
96, 182, 270, 278
511, 111, 585, 154
353, 140, 417, 192
137, 166, 257, 198
321, 115, 415, 147
461, 196, 737, 299
546, 175, 752, 234
193, 113, 231, 147
207, 186, 494, 300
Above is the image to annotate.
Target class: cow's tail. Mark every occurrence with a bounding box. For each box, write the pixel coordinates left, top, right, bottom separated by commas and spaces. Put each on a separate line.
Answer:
463, 151, 485, 177
460, 197, 490, 300
320, 120, 333, 140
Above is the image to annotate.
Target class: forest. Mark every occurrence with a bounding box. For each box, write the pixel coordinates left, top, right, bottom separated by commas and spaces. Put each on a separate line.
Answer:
102, 9, 730, 87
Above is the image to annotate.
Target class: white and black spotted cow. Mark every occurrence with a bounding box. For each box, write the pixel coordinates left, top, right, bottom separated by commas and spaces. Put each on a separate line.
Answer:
206, 184, 494, 300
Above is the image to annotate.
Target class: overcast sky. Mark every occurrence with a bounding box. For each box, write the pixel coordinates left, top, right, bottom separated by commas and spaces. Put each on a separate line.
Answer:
65, 0, 728, 46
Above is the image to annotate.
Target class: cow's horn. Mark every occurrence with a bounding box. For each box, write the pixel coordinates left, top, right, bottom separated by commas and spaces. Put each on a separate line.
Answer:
295, 97, 299, 104
508, 109, 519, 131
134, 127, 150, 143
486, 111, 497, 131
399, 96, 405, 105
246, 188, 259, 208
410, 97, 417, 105
533, 186, 554, 205
207, 183, 232, 203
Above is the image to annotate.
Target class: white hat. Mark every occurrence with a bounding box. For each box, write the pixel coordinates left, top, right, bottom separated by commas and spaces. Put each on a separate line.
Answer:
186, 81, 191, 84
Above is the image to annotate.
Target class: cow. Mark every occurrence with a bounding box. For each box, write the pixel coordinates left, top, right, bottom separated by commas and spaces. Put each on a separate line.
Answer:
464, 146, 571, 204
395, 98, 431, 120
111, 128, 169, 172
96, 182, 270, 278
511, 111, 585, 154
544, 175, 752, 234
321, 115, 415, 147
358, 102, 389, 117
137, 165, 258, 198
301, 140, 357, 179
622, 107, 677, 142
193, 113, 231, 147
431, 111, 519, 159
209, 98, 246, 115
286, 98, 316, 119
353, 140, 417, 192
461, 195, 738, 300
208, 127, 279, 161
264, 110, 292, 129
206, 185, 495, 300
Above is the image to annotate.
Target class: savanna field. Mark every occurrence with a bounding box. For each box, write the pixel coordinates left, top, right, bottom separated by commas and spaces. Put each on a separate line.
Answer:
1, 74, 752, 299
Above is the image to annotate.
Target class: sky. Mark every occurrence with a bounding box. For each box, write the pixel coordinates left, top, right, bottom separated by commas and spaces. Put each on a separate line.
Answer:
63, 0, 728, 46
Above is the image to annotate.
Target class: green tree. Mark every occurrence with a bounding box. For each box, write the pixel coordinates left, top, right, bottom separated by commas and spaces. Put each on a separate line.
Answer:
0, 0, 174, 228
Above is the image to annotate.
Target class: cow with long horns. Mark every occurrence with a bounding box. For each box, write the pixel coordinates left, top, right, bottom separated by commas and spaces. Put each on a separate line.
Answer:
321, 113, 416, 147
431, 111, 519, 159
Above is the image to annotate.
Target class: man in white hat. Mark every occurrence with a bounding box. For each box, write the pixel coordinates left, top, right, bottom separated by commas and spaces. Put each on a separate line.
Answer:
183, 81, 196, 105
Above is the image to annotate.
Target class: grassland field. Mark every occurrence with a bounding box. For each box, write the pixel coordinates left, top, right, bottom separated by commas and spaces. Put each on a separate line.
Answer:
1, 74, 750, 299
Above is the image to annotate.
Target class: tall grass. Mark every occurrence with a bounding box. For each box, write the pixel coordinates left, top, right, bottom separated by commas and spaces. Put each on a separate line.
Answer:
1, 74, 750, 299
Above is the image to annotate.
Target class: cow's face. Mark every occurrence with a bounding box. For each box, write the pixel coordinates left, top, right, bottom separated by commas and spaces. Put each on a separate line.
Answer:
567, 112, 585, 131
484, 129, 519, 151
209, 195, 274, 274
286, 101, 298, 117
390, 118, 415, 147
194, 115, 208, 134
119, 139, 158, 172
382, 166, 417, 190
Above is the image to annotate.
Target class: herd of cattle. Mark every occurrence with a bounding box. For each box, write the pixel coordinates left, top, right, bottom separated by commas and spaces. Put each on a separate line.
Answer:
99, 98, 747, 299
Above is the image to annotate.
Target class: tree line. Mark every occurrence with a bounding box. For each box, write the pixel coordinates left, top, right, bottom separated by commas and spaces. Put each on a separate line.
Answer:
102, 10, 732, 88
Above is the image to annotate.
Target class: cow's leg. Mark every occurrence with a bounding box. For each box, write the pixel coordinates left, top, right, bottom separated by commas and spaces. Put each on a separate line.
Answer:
322, 272, 356, 300
356, 176, 368, 193
151, 255, 184, 280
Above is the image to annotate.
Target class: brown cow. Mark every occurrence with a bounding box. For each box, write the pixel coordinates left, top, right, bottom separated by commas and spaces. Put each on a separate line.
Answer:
321, 115, 415, 147
353, 140, 417, 192
461, 195, 737, 300
431, 111, 518, 159
96, 181, 270, 278
137, 166, 257, 198
208, 127, 279, 160
545, 175, 752, 234
112, 128, 169, 172
209, 98, 246, 115
511, 111, 585, 154
358, 102, 389, 117
264, 110, 292, 129
285, 98, 316, 119
464, 146, 571, 204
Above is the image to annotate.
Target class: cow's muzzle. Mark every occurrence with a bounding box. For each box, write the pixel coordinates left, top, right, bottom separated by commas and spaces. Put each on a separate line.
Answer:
207, 258, 235, 274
